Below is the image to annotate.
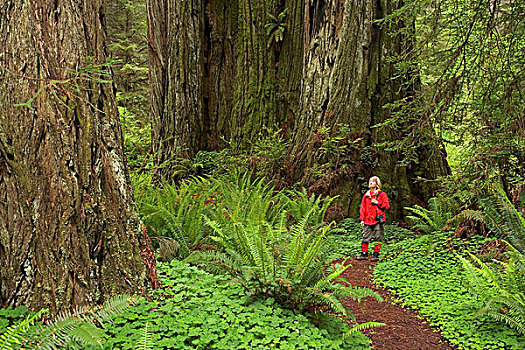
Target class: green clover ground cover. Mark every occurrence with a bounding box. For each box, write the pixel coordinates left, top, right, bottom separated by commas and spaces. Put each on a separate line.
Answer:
374, 233, 525, 350
0, 306, 29, 334
103, 260, 371, 349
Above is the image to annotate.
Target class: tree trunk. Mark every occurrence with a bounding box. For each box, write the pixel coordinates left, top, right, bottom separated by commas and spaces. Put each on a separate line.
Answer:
147, 0, 283, 178
148, 0, 207, 172
285, 0, 450, 220
0, 0, 158, 313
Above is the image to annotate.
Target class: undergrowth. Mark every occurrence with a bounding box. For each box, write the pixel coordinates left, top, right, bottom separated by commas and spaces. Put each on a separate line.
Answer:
103, 260, 372, 349
0, 296, 136, 350
374, 232, 525, 350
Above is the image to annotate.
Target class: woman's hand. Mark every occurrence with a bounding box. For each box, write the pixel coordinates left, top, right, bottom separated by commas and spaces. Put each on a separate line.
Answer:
371, 198, 378, 205
360, 221, 365, 227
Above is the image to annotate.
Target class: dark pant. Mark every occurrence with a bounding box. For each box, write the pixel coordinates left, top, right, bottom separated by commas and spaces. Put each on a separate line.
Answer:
362, 223, 384, 244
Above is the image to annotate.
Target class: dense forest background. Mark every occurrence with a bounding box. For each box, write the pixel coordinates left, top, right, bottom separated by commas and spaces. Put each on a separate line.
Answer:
0, 0, 524, 349
108, 0, 523, 210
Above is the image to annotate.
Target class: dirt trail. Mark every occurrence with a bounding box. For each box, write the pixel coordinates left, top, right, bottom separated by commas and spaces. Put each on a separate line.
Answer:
340, 259, 455, 350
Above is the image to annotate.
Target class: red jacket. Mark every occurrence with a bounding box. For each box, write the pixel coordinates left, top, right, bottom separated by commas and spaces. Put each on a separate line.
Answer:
360, 190, 390, 225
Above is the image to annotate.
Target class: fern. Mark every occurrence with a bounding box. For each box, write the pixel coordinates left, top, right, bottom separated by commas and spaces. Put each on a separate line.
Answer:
151, 236, 181, 261
32, 318, 104, 350
282, 187, 335, 226
212, 171, 284, 226
265, 8, 288, 47
191, 206, 382, 323
459, 242, 525, 335
309, 270, 382, 318
135, 322, 153, 350
445, 209, 486, 230
0, 310, 47, 350
136, 176, 215, 259
405, 197, 455, 234
88, 295, 139, 325
0, 296, 136, 350
309, 261, 350, 292
481, 188, 525, 252
344, 321, 386, 337
313, 292, 349, 316
330, 283, 384, 304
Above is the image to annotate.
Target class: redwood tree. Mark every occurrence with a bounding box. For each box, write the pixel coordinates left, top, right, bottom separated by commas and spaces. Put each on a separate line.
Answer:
147, 0, 282, 172
0, 0, 157, 313
284, 0, 450, 219
148, 0, 449, 219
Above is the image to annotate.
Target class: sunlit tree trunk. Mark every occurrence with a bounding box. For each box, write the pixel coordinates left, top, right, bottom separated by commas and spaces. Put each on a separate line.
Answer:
0, 0, 158, 312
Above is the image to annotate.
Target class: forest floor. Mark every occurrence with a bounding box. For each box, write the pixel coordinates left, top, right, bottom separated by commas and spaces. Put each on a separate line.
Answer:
339, 259, 455, 350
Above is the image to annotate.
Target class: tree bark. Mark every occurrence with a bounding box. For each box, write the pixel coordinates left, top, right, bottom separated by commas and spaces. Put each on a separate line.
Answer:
148, 0, 207, 171
147, 0, 284, 178
0, 0, 157, 313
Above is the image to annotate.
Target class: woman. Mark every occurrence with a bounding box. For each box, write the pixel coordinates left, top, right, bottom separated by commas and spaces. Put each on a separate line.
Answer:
356, 176, 390, 262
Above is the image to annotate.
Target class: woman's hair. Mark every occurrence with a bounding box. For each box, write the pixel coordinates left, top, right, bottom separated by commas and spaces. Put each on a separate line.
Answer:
369, 176, 381, 188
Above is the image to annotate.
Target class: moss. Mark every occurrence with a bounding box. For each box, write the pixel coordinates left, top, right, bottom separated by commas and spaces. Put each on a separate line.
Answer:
367, 70, 379, 99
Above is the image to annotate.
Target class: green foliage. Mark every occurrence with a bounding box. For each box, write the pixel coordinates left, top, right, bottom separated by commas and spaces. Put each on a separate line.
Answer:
119, 106, 151, 170
456, 194, 525, 336
192, 150, 236, 176
106, 0, 149, 170
188, 208, 382, 320
0, 307, 28, 335
247, 128, 290, 177
379, 0, 524, 188
319, 124, 362, 169
11, 57, 119, 110
375, 233, 525, 349
405, 197, 455, 234
325, 219, 365, 260
154, 150, 233, 182
481, 188, 525, 251
0, 310, 46, 350
265, 8, 288, 47
0, 296, 135, 350
107, 0, 149, 120
133, 174, 216, 258
104, 260, 372, 349
326, 219, 415, 261
459, 243, 525, 336
281, 187, 335, 225
132, 170, 340, 262
148, 129, 289, 182
449, 209, 486, 229
383, 224, 415, 243
333, 218, 414, 242
304, 124, 365, 182
343, 321, 386, 338
134, 322, 153, 350
335, 219, 363, 239
211, 171, 284, 226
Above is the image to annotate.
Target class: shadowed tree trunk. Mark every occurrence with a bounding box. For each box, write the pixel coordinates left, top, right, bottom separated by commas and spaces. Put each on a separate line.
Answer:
148, 0, 207, 167
148, 0, 449, 219
0, 0, 158, 313
147, 0, 282, 178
